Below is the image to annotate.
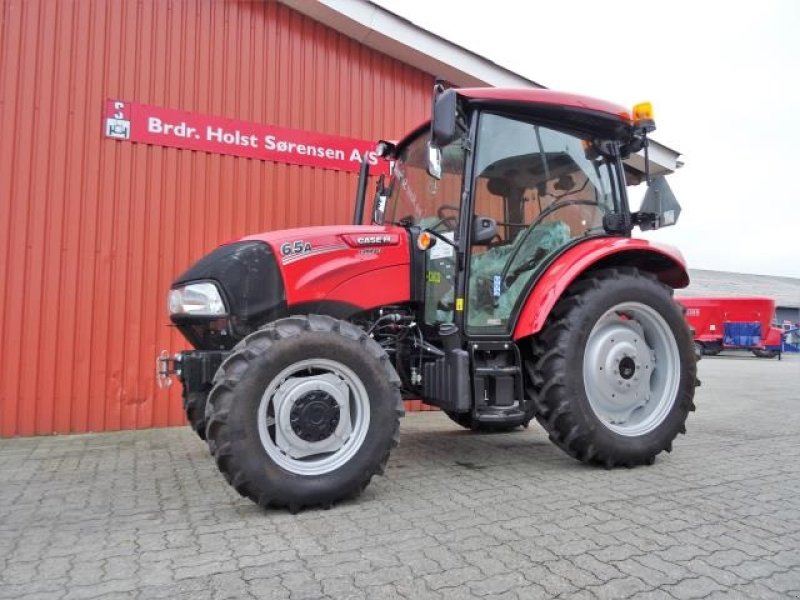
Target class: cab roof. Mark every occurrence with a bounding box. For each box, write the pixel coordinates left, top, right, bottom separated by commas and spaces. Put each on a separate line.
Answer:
394, 87, 634, 153
456, 88, 631, 122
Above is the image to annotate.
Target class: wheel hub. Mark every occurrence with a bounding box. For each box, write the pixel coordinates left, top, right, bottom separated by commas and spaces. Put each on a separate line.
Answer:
583, 302, 680, 436
289, 391, 340, 442
270, 372, 352, 460
257, 358, 372, 476
619, 356, 636, 380
587, 319, 653, 419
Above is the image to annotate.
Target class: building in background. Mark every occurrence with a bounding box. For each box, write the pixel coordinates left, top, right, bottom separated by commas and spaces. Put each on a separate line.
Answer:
0, 0, 680, 436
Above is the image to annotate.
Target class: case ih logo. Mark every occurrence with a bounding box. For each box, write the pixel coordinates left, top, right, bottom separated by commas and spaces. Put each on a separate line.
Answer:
357, 235, 393, 245
103, 99, 389, 175
342, 234, 399, 247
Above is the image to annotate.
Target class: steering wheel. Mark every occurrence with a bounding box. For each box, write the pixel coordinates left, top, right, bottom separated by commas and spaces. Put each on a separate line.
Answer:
500, 200, 607, 288
431, 204, 459, 231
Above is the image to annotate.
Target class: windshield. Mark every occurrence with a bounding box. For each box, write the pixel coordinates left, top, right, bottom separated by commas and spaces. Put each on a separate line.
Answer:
382, 131, 466, 230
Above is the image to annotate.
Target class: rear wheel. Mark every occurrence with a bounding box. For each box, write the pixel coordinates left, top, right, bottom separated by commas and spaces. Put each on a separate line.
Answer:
530, 268, 696, 468
205, 315, 403, 512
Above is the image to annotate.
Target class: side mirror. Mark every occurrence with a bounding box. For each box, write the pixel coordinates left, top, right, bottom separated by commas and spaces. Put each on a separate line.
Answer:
638, 175, 681, 230
371, 175, 388, 224
431, 89, 458, 147
472, 216, 497, 245
426, 142, 442, 180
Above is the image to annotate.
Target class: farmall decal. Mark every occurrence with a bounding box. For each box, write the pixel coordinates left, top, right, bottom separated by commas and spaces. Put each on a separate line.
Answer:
103, 100, 389, 175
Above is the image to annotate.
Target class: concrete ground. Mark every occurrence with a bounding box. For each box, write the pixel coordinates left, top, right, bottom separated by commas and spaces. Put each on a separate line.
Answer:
1, 354, 799, 600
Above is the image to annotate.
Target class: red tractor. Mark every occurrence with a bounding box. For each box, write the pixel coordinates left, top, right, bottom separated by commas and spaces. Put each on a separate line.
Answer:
162, 85, 697, 511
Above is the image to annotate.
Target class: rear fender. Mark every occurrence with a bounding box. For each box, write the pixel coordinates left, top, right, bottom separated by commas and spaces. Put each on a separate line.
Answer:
512, 238, 689, 341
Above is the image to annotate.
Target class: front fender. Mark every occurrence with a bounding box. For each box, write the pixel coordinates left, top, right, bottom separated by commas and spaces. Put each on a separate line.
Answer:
512, 237, 689, 341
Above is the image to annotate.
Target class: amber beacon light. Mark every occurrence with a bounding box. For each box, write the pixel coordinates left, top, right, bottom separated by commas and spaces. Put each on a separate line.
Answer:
632, 101, 656, 132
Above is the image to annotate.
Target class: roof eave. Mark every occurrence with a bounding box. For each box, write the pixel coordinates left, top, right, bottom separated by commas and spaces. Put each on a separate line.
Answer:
277, 0, 542, 88
277, 0, 682, 176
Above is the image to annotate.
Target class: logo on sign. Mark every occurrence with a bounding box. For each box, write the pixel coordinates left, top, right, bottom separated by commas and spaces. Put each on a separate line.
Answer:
105, 101, 131, 139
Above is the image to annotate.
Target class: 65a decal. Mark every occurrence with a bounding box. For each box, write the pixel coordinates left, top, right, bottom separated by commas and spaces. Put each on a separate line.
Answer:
279, 240, 348, 265
280, 240, 312, 258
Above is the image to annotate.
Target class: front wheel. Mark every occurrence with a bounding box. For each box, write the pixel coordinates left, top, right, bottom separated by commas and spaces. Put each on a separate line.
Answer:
531, 268, 696, 468
205, 315, 403, 512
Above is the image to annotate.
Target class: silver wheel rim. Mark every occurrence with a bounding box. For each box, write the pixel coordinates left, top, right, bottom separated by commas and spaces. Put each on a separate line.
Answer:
257, 358, 371, 475
583, 302, 680, 436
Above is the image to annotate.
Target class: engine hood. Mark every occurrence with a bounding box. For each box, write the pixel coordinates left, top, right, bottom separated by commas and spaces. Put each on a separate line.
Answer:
239, 224, 412, 316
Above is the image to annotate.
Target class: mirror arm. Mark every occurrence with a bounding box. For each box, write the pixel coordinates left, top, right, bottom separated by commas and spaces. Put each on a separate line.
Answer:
643, 132, 651, 185
353, 159, 369, 225
371, 174, 387, 224
631, 211, 658, 227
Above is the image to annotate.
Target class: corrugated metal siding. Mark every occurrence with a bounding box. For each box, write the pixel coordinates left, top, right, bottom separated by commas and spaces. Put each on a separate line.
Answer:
0, 0, 434, 436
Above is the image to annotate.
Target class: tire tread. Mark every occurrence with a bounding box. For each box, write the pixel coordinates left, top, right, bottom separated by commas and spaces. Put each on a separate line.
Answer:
205, 315, 403, 511
528, 267, 696, 468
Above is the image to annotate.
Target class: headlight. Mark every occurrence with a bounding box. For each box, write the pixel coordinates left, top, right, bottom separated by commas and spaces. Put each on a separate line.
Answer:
168, 282, 227, 316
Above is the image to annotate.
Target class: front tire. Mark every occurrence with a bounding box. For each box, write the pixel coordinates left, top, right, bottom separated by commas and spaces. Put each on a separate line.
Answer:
205, 315, 404, 512
531, 268, 696, 468
182, 388, 209, 441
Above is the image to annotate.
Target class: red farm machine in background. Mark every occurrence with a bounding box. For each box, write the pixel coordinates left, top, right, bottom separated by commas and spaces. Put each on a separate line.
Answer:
676, 296, 784, 359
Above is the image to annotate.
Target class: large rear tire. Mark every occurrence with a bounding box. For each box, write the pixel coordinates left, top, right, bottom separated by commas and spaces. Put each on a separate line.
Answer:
205, 315, 404, 512
530, 268, 696, 468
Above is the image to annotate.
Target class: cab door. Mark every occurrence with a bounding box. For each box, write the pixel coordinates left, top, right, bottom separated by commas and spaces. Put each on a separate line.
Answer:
382, 131, 468, 326
466, 112, 619, 335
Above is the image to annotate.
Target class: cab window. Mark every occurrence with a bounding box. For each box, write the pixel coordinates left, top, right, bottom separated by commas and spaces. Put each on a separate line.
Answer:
468, 113, 619, 333
383, 132, 467, 325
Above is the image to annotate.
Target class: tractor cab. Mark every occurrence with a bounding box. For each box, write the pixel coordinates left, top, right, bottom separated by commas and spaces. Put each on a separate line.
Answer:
379, 107, 623, 335
368, 87, 685, 428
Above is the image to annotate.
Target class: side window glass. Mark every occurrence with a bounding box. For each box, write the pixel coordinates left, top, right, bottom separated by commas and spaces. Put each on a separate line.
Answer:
467, 114, 616, 333
381, 131, 466, 326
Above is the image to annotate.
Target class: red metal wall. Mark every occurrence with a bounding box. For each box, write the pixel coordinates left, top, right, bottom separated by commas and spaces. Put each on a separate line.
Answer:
0, 0, 435, 436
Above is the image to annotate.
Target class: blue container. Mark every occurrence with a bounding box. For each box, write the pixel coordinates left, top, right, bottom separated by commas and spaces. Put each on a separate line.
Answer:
723, 322, 762, 347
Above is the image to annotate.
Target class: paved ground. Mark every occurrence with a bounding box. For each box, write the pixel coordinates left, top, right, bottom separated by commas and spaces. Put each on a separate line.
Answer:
1, 354, 799, 600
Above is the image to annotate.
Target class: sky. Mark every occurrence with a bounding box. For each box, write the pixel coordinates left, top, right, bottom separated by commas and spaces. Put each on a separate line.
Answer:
375, 0, 800, 278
